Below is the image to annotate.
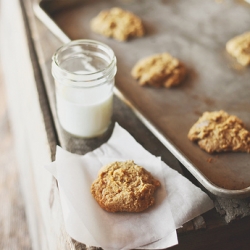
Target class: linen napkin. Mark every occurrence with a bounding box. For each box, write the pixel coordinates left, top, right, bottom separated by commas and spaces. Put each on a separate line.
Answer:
45, 123, 214, 249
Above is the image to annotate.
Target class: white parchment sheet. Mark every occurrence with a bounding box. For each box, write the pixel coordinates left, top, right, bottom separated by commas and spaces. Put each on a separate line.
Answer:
45, 123, 214, 249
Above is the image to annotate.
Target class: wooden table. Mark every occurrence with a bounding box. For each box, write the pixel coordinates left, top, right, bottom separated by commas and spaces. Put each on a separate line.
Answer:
1, 0, 250, 249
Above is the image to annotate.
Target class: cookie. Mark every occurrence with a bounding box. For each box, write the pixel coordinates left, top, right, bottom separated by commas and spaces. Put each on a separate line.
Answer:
226, 31, 250, 66
91, 160, 161, 213
131, 53, 186, 88
188, 110, 250, 153
90, 7, 144, 41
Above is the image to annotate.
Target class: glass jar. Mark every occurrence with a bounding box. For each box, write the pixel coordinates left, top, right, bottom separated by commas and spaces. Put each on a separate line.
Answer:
52, 39, 117, 138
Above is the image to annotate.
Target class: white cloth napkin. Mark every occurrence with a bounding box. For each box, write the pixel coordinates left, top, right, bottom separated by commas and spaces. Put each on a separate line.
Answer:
45, 123, 214, 250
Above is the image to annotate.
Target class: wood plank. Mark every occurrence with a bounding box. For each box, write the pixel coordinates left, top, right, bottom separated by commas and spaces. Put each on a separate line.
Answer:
170, 215, 250, 250
0, 60, 32, 250
1, 0, 76, 249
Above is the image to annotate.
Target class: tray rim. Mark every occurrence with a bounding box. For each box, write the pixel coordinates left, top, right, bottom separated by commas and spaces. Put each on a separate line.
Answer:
33, 0, 250, 199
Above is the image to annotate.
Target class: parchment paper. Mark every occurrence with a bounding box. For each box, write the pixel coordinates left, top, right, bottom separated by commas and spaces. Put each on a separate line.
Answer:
45, 123, 214, 249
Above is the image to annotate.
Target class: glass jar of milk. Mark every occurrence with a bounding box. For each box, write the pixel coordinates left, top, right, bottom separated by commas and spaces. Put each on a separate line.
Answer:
52, 40, 117, 138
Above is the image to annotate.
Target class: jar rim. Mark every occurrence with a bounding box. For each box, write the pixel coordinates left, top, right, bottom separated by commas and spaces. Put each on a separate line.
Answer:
52, 39, 117, 85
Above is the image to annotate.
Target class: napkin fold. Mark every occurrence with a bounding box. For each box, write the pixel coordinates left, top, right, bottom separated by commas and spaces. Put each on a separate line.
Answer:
45, 123, 214, 249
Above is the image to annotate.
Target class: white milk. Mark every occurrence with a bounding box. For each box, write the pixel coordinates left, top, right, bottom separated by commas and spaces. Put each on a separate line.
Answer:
52, 40, 117, 138
56, 83, 113, 138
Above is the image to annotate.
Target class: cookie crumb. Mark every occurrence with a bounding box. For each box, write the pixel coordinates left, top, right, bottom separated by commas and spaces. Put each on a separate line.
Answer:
207, 158, 213, 163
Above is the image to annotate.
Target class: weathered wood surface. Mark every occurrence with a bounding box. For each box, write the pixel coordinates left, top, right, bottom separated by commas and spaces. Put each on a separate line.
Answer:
2, 0, 250, 249
0, 59, 32, 249
1, 0, 76, 249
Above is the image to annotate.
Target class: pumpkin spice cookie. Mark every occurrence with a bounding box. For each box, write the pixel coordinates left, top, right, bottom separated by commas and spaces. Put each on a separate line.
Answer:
131, 53, 186, 88
91, 160, 161, 213
226, 31, 250, 66
90, 7, 144, 41
188, 110, 250, 153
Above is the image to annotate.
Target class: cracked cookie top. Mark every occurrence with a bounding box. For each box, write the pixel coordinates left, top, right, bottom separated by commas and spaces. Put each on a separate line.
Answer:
90, 7, 144, 41
91, 160, 161, 213
131, 53, 186, 88
226, 31, 250, 66
188, 110, 250, 153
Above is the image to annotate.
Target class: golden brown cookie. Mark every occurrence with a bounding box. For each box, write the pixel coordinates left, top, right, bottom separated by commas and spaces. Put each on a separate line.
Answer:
226, 31, 250, 66
90, 7, 144, 41
131, 53, 186, 88
188, 110, 250, 153
91, 160, 161, 213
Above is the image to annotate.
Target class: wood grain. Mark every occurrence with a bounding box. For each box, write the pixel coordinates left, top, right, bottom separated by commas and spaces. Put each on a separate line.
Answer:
0, 61, 32, 249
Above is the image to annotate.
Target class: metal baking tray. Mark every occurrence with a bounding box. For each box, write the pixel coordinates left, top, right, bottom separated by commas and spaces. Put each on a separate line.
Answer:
34, 0, 250, 198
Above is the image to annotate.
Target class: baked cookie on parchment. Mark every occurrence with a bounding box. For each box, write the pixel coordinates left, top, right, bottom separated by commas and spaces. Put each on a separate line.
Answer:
91, 160, 161, 213
90, 7, 144, 41
226, 31, 250, 66
131, 53, 186, 88
188, 110, 250, 153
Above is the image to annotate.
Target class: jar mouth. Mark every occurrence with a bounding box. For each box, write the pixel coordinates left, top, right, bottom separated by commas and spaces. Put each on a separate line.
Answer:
52, 39, 117, 87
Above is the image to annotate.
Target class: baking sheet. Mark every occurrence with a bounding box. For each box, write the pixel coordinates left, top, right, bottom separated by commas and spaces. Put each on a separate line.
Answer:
35, 0, 250, 198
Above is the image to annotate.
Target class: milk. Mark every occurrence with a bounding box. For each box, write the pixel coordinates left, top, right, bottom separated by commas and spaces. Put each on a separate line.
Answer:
52, 40, 117, 138
56, 83, 113, 138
